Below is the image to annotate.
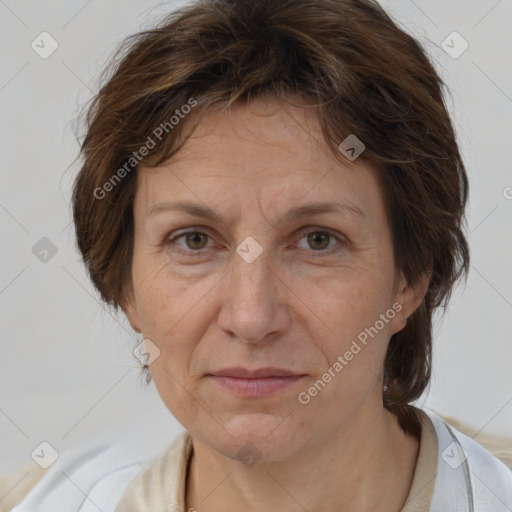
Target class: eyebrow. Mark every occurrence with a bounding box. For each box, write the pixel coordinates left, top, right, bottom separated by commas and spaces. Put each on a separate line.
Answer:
146, 200, 365, 224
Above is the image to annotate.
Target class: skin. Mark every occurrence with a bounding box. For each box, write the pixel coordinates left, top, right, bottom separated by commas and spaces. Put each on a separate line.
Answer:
122, 97, 430, 511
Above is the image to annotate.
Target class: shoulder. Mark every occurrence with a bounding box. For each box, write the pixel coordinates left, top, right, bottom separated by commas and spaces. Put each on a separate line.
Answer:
114, 430, 193, 512
422, 408, 512, 511
7, 429, 183, 512
0, 462, 46, 512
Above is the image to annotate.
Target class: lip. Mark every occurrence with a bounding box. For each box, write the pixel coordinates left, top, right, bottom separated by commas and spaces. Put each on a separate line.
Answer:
207, 367, 306, 398
210, 367, 302, 378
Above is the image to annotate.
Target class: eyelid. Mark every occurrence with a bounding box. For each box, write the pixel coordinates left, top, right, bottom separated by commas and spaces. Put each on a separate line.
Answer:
295, 226, 342, 238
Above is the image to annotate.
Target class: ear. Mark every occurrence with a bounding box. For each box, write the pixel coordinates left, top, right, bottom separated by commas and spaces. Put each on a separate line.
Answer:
389, 271, 431, 336
119, 289, 143, 334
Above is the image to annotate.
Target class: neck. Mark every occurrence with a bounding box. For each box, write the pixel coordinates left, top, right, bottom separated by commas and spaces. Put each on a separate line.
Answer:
185, 406, 420, 512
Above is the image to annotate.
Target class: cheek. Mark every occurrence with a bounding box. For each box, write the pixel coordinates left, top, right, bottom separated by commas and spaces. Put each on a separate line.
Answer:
303, 267, 394, 341
132, 267, 211, 423
131, 261, 220, 374
132, 254, 202, 329
295, 280, 393, 422
295, 269, 395, 397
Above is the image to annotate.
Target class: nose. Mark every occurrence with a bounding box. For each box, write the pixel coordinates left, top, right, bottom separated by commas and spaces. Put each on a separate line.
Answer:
217, 248, 291, 344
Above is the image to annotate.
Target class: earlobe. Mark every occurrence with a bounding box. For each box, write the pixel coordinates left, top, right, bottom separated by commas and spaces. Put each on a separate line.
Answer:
390, 272, 431, 336
125, 307, 143, 334
398, 272, 431, 321
119, 293, 143, 334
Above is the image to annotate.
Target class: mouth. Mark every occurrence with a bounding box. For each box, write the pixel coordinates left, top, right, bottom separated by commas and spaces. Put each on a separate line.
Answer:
207, 367, 306, 398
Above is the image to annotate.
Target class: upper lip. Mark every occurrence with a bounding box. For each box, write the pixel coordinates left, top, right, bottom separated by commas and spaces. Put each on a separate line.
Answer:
209, 367, 303, 378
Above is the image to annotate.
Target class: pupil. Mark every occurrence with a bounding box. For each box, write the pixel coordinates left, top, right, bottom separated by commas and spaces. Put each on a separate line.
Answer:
309, 232, 329, 250
187, 233, 207, 249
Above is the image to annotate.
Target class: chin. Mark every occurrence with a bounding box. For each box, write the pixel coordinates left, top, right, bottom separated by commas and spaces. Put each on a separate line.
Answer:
207, 412, 312, 463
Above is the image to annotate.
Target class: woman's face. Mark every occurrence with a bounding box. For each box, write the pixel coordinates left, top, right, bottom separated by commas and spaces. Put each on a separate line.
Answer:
124, 98, 424, 462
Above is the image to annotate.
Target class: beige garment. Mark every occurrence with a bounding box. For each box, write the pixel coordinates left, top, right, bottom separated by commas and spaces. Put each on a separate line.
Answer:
114, 431, 193, 512
0, 462, 46, 512
5, 409, 509, 511
115, 410, 438, 512
400, 409, 438, 511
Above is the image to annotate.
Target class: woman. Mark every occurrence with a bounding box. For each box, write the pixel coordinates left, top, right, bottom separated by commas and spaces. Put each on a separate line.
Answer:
6, 0, 512, 510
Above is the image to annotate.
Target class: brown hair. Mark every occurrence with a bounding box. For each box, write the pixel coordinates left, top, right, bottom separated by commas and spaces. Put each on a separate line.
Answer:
72, 0, 470, 434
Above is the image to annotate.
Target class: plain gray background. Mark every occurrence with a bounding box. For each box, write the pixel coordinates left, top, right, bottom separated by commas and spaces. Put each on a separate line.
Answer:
1, 0, 511, 474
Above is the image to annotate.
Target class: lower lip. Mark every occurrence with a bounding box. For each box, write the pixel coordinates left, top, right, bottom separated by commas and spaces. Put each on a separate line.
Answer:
209, 375, 305, 397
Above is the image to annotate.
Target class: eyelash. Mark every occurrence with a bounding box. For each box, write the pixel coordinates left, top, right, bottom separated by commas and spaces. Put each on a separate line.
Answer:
166, 227, 346, 258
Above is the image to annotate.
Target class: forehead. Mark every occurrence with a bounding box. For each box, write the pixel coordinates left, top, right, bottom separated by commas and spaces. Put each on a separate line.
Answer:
165, 99, 328, 170
136, 98, 385, 227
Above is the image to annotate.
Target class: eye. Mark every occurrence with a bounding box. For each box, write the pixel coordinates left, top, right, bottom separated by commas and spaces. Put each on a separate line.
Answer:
168, 230, 214, 254
295, 229, 344, 255
166, 227, 346, 258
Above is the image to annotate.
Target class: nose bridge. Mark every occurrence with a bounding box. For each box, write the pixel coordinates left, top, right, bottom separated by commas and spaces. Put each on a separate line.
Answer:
232, 250, 272, 301
218, 246, 288, 342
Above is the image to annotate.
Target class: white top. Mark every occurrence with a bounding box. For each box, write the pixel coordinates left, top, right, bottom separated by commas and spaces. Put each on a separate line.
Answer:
10, 408, 512, 512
